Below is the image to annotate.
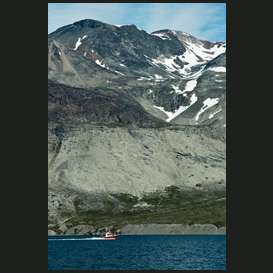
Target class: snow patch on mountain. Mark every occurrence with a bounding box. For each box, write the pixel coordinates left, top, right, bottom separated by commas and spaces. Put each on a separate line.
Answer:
209, 109, 222, 119
208, 67, 226, 72
183, 79, 197, 92
183, 41, 225, 63
154, 93, 198, 122
137, 77, 151, 81
114, 70, 124, 75
171, 80, 196, 96
115, 24, 132, 27
144, 43, 225, 80
154, 74, 165, 81
74, 38, 82, 50
171, 84, 184, 94
195, 98, 220, 123
95, 59, 108, 69
152, 33, 171, 40
181, 32, 190, 37
149, 31, 226, 79
73, 35, 88, 50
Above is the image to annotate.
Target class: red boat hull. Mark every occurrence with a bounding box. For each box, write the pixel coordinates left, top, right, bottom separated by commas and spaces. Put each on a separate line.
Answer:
102, 235, 119, 239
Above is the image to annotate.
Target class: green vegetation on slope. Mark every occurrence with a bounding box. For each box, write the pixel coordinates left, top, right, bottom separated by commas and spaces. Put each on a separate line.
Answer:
49, 187, 226, 233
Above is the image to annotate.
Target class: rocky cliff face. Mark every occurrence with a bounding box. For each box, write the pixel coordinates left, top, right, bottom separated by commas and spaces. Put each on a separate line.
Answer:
48, 19, 226, 234
48, 224, 226, 235
48, 123, 225, 197
121, 224, 226, 235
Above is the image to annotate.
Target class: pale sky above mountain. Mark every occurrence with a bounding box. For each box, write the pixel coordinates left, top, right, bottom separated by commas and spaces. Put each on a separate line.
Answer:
48, 3, 226, 42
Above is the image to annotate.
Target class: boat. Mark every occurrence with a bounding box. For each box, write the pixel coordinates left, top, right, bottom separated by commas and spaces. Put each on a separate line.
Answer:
102, 232, 119, 239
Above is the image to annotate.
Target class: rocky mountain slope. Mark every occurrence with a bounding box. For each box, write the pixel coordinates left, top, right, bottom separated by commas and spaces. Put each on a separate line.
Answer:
48, 19, 226, 134
48, 80, 167, 126
48, 122, 226, 234
48, 19, 226, 234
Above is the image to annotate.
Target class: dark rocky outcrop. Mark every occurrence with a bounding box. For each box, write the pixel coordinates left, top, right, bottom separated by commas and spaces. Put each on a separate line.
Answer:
48, 80, 168, 126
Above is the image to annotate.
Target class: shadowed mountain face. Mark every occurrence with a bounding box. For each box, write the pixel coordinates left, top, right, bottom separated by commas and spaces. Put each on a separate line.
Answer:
48, 80, 168, 126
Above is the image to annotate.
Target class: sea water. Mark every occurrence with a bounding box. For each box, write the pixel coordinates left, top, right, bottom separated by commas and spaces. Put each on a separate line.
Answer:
48, 235, 226, 270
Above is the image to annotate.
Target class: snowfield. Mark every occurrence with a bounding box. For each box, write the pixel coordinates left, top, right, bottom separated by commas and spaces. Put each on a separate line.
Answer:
184, 41, 225, 63
144, 46, 225, 80
145, 31, 226, 81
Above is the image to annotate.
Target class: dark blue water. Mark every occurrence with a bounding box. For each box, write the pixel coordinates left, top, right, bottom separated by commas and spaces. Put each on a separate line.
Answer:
48, 235, 226, 270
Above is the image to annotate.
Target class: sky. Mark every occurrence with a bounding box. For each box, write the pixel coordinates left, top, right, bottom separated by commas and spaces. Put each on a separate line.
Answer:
48, 3, 226, 42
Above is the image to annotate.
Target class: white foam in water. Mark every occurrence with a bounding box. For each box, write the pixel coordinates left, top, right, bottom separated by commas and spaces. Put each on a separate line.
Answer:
48, 237, 115, 241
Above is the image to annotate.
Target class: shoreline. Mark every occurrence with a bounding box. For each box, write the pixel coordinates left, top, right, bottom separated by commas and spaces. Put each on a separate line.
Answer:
48, 223, 226, 236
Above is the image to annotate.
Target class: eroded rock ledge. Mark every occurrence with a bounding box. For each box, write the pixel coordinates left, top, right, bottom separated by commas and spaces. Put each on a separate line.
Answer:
121, 224, 226, 235
48, 223, 226, 235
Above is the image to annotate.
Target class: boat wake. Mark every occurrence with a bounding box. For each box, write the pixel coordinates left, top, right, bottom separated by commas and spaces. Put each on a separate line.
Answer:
48, 237, 115, 241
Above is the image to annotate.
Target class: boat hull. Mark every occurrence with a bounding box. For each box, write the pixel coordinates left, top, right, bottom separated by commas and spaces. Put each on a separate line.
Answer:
102, 235, 119, 239
90, 237, 116, 240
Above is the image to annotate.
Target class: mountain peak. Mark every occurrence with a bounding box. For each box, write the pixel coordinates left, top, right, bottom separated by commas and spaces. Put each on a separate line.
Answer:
73, 19, 107, 28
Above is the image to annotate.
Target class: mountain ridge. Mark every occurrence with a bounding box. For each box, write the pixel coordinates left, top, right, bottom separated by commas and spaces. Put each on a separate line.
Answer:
48, 18, 226, 134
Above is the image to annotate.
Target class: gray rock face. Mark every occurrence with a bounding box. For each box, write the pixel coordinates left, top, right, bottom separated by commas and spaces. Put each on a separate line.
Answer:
65, 225, 93, 235
205, 52, 226, 69
48, 230, 56, 235
48, 122, 225, 199
121, 224, 226, 235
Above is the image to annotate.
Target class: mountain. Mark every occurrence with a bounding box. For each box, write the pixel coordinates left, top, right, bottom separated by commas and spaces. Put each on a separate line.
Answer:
48, 19, 226, 135
48, 19, 225, 81
48, 19, 226, 234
